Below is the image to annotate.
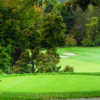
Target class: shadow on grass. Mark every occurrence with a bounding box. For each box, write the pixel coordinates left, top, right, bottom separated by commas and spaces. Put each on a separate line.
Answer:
1, 73, 100, 99
1, 72, 100, 79
1, 91, 100, 100
60, 72, 100, 76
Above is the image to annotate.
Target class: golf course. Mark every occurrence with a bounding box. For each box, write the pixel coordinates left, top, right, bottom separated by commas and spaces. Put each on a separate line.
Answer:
1, 0, 100, 99
58, 47, 100, 72
0, 47, 100, 100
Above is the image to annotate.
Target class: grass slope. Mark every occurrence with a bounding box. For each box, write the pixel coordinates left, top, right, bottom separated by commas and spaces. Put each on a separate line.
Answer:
58, 47, 100, 72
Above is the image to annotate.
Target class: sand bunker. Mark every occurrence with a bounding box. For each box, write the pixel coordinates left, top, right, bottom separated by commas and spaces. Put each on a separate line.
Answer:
60, 56, 68, 58
60, 52, 76, 58
64, 53, 76, 56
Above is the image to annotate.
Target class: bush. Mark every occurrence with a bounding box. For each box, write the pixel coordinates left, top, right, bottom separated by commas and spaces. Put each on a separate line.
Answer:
95, 34, 100, 46
12, 50, 34, 74
35, 49, 60, 73
0, 46, 12, 73
0, 69, 3, 74
12, 48, 60, 74
62, 65, 74, 72
12, 65, 24, 74
65, 34, 77, 46
82, 38, 95, 46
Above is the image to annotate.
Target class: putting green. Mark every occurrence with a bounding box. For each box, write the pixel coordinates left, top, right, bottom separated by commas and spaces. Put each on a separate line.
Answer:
57, 47, 100, 72
0, 74, 100, 93
0, 73, 100, 99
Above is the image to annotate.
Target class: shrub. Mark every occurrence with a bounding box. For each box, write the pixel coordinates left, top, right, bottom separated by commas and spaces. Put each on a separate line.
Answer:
12, 48, 60, 73
12, 50, 34, 74
12, 65, 24, 74
95, 34, 100, 46
65, 34, 77, 46
35, 49, 60, 73
0, 69, 3, 74
0, 46, 12, 73
82, 38, 95, 46
62, 65, 74, 72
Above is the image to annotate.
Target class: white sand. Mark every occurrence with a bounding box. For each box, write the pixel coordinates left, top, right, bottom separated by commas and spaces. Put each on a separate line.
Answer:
60, 56, 68, 58
64, 53, 76, 56
60, 53, 76, 58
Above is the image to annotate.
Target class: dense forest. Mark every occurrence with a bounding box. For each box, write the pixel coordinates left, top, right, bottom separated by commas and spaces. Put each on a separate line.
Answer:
0, 0, 100, 74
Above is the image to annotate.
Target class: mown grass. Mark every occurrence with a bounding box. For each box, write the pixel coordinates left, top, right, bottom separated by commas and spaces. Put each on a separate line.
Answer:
1, 91, 100, 100
57, 47, 100, 72
0, 47, 100, 100
0, 73, 100, 100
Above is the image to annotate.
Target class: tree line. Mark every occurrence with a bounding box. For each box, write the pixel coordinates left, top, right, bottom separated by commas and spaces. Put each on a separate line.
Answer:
0, 0, 100, 73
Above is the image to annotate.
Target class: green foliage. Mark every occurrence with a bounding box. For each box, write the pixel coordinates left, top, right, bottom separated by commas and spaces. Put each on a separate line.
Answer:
0, 0, 44, 48
91, 0, 100, 6
73, 6, 85, 45
0, 69, 3, 74
20, 6, 43, 49
42, 13, 66, 47
82, 39, 94, 46
0, 0, 44, 73
82, 6, 100, 46
0, 46, 12, 73
44, 0, 62, 14
62, 65, 74, 72
1, 0, 100, 74
61, 2, 76, 32
95, 34, 100, 45
67, 0, 100, 11
65, 34, 77, 46
12, 49, 35, 73
0, 0, 65, 73
35, 49, 60, 73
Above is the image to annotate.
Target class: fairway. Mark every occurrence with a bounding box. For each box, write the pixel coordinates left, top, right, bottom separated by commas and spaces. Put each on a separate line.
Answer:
58, 47, 100, 72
